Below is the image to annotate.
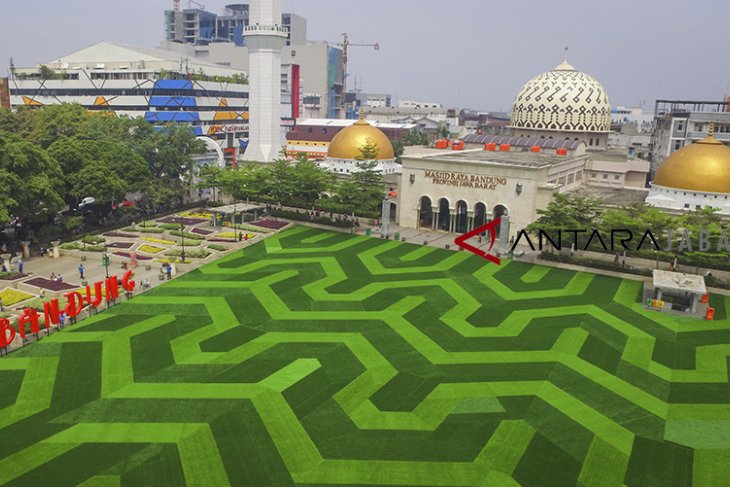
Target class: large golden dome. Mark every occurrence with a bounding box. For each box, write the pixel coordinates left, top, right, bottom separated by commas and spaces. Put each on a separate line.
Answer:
654, 134, 730, 193
327, 115, 395, 160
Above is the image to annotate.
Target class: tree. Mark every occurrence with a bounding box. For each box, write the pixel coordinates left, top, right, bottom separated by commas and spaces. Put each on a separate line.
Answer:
0, 169, 18, 225
291, 159, 334, 207
70, 160, 127, 202
196, 165, 223, 201
267, 159, 296, 203
31, 103, 89, 148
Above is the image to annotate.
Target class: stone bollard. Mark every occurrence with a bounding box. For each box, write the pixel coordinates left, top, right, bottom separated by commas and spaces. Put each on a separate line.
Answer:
21, 241, 30, 259
51, 241, 61, 259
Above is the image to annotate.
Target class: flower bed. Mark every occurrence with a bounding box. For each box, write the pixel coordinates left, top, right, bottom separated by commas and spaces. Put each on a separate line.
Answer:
104, 232, 138, 239
166, 249, 211, 259
142, 237, 176, 246
216, 232, 255, 240
0, 288, 34, 307
138, 245, 165, 254
0, 272, 27, 281
222, 222, 272, 233
82, 235, 106, 245
158, 217, 208, 226
208, 238, 236, 243
251, 219, 289, 230
24, 277, 77, 292
207, 244, 229, 252
60, 243, 105, 252
113, 252, 153, 261
180, 211, 212, 219
192, 228, 214, 236
124, 227, 161, 234
168, 230, 206, 241
106, 242, 135, 249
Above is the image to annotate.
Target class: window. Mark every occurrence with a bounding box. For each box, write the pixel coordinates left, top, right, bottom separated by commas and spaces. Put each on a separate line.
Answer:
696, 205, 702, 210
684, 204, 690, 209
677, 121, 684, 131
568, 174, 575, 184
603, 174, 608, 179
614, 175, 620, 180
591, 172, 597, 178
674, 140, 682, 151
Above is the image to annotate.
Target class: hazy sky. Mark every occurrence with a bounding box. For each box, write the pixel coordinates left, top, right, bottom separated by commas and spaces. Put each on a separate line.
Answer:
1, 0, 729, 111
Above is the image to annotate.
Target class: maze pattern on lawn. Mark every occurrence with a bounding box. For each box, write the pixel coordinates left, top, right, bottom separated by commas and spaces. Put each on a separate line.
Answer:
1, 226, 730, 486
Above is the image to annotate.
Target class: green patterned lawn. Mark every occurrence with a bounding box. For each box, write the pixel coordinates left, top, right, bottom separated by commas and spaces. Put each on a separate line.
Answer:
1, 226, 729, 486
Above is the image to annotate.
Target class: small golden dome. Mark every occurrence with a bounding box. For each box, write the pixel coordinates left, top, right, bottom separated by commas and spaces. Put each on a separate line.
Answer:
654, 134, 730, 193
327, 114, 395, 160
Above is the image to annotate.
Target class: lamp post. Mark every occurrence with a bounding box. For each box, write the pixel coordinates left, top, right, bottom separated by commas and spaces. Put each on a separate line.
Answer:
102, 245, 110, 279
180, 220, 186, 263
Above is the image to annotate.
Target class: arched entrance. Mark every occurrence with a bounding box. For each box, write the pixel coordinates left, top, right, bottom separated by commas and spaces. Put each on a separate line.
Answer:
389, 202, 397, 222
455, 200, 468, 234
438, 198, 450, 231
493, 204, 508, 235
419, 196, 433, 228
474, 202, 487, 230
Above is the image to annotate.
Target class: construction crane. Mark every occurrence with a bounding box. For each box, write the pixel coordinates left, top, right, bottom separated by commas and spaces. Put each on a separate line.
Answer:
336, 33, 379, 118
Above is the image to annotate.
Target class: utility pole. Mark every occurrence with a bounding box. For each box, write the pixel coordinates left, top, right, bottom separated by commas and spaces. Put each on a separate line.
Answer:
336, 33, 379, 119
180, 220, 186, 263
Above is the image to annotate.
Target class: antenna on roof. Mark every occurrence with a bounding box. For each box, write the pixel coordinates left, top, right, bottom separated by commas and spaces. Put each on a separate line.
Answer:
563, 46, 569, 63
8, 57, 15, 79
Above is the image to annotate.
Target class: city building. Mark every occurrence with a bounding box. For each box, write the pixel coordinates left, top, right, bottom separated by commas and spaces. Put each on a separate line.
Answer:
509, 57, 612, 150
650, 99, 730, 173
286, 118, 417, 160
242, 0, 288, 163
160, 40, 344, 119
398, 100, 443, 109
318, 113, 400, 175
646, 129, 730, 215
165, 2, 306, 47
344, 91, 391, 119
398, 144, 588, 235
5, 42, 294, 163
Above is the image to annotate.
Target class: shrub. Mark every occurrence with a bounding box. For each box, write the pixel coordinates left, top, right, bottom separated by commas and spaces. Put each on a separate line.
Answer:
142, 237, 176, 246
0, 288, 35, 307
138, 245, 165, 254
82, 235, 105, 245
168, 230, 206, 241
60, 243, 105, 252
0, 272, 26, 281
166, 249, 210, 259
538, 252, 652, 277
159, 224, 181, 231
207, 244, 229, 252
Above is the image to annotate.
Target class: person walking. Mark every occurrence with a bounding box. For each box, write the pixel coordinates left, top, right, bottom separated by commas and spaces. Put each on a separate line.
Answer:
18, 258, 23, 274
78, 263, 85, 280
59, 312, 66, 330
165, 263, 172, 280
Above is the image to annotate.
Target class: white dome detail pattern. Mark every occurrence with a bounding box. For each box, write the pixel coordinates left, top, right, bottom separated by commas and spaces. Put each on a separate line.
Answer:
510, 62, 612, 133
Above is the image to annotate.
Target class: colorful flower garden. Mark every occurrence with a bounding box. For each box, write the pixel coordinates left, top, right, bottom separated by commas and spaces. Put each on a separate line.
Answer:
0, 226, 728, 485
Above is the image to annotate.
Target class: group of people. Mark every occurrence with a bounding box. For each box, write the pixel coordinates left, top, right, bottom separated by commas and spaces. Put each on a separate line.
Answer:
0, 257, 24, 274
49, 272, 64, 283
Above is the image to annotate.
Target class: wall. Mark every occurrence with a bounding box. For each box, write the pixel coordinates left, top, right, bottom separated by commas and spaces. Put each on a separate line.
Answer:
399, 155, 558, 239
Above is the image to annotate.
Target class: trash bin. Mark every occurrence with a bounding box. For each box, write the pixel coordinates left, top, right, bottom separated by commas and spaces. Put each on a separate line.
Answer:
508, 251, 514, 259
366, 228, 372, 236
394, 232, 400, 241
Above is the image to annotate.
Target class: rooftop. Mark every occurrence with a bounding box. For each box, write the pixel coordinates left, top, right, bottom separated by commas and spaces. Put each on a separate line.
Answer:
653, 270, 707, 295
417, 148, 585, 169
567, 186, 650, 206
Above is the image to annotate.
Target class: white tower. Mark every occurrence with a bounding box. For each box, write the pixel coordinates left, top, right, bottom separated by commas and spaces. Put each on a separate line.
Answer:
243, 0, 287, 163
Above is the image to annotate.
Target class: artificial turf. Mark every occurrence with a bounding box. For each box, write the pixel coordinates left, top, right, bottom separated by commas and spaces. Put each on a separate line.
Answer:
0, 225, 729, 486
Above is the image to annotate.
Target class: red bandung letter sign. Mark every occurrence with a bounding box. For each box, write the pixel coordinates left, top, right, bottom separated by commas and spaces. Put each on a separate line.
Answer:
18, 309, 40, 338
122, 270, 135, 292
43, 299, 61, 328
86, 282, 103, 309
0, 318, 15, 348
64, 292, 85, 318
105, 276, 119, 302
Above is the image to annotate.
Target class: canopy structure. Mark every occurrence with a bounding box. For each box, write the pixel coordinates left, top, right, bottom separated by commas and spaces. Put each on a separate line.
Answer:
209, 204, 266, 226
652, 269, 707, 315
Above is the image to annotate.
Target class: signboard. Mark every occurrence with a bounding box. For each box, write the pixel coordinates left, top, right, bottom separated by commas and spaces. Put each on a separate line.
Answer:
424, 170, 508, 190
0, 271, 135, 349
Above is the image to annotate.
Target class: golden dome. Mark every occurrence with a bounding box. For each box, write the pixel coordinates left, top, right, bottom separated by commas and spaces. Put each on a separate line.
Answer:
327, 114, 395, 160
654, 134, 730, 193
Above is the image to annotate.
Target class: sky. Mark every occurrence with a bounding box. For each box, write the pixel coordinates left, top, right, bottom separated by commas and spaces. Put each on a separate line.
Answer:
1, 0, 729, 112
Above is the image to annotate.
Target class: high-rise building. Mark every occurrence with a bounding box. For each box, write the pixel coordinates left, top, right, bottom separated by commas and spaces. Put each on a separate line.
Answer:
242, 0, 287, 162
165, 3, 306, 47
4, 42, 294, 163
650, 99, 730, 173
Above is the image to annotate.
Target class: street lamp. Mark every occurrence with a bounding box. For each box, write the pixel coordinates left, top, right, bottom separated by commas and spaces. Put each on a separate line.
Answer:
180, 220, 186, 263
102, 244, 110, 279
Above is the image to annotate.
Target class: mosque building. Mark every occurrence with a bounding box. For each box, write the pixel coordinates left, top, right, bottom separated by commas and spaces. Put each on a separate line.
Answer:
397, 54, 649, 236
646, 127, 730, 215
509, 53, 613, 150
318, 112, 401, 175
